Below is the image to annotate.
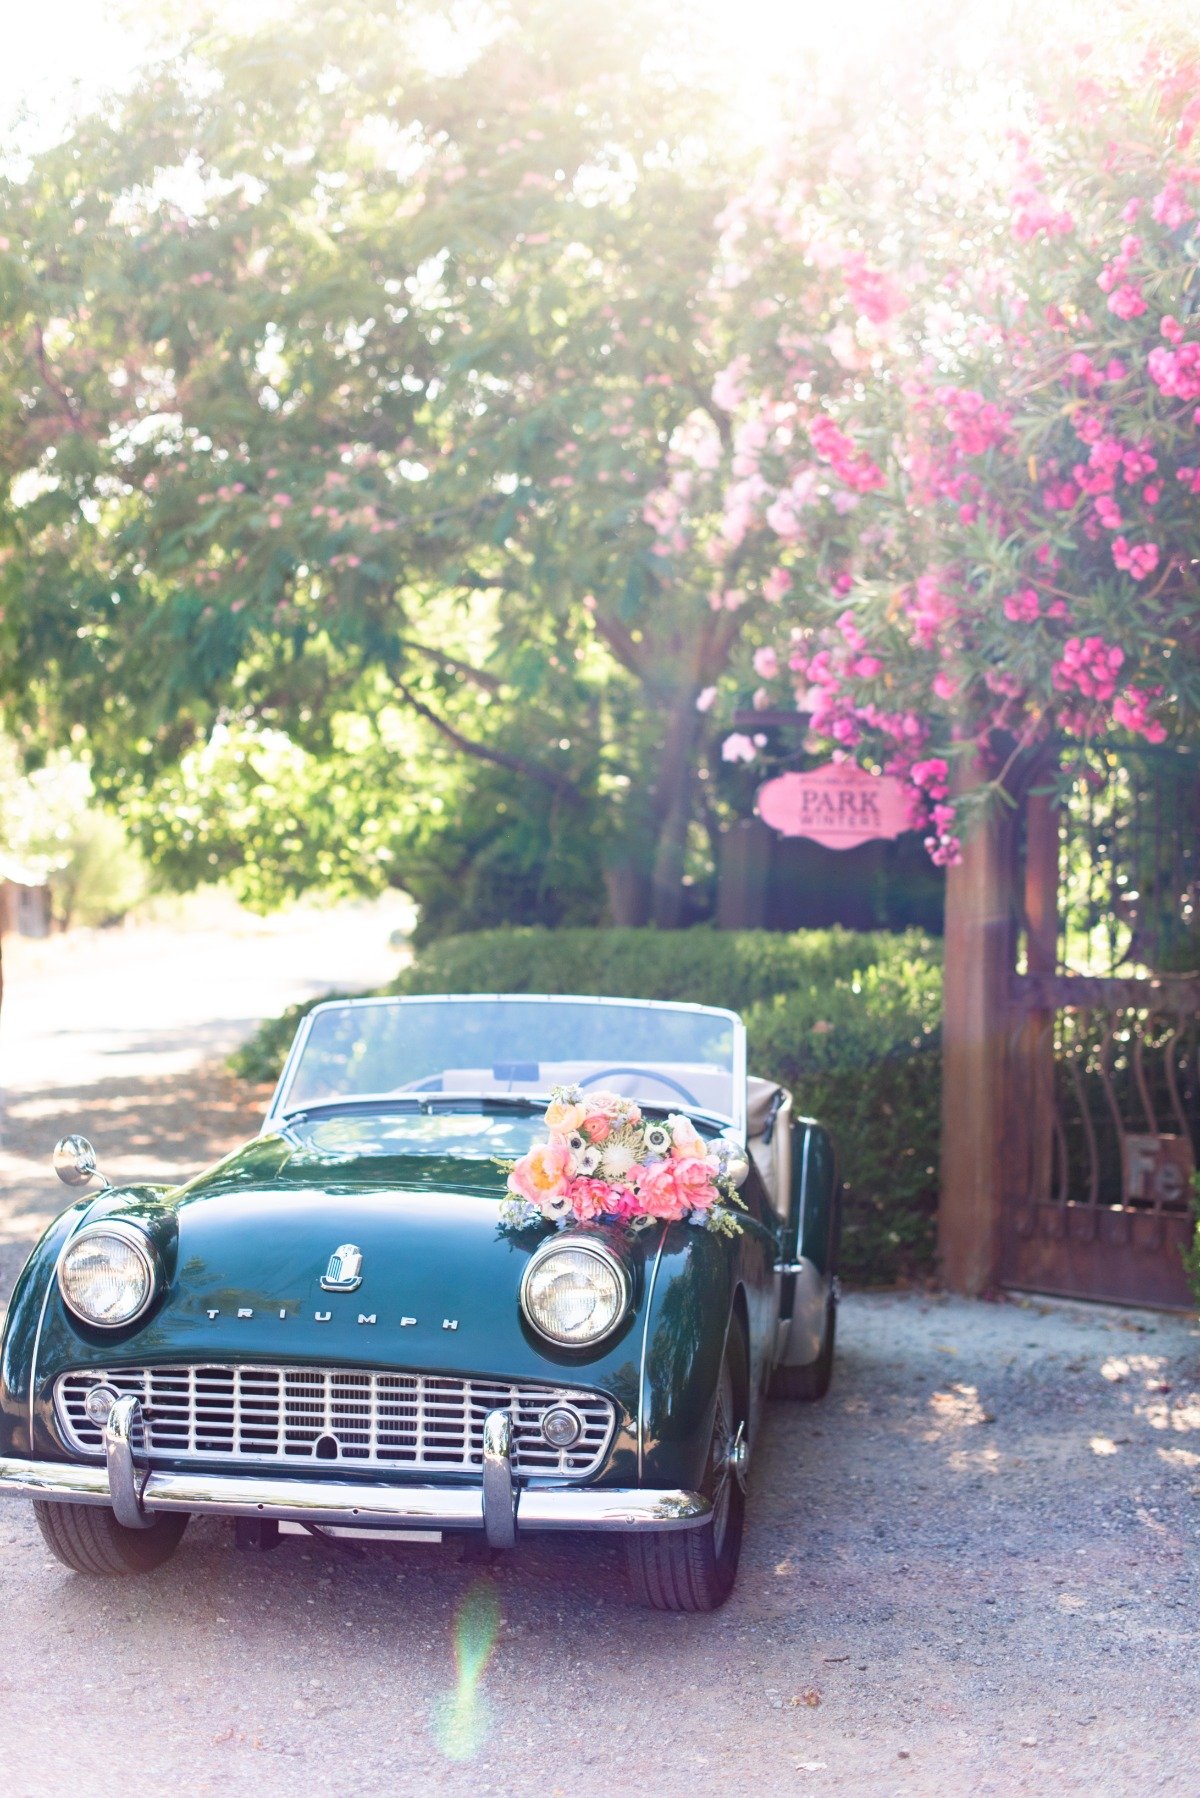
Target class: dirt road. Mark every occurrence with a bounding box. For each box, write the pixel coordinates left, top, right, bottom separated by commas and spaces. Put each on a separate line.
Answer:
0, 915, 1197, 1796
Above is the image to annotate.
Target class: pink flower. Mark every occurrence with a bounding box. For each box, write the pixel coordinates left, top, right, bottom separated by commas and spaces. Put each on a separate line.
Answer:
695, 686, 717, 713
763, 567, 792, 604
722, 733, 758, 764
1111, 537, 1159, 580
1002, 588, 1040, 622
712, 356, 749, 413
1106, 283, 1147, 321
671, 1155, 719, 1212
508, 1139, 572, 1213
567, 1177, 618, 1222
932, 671, 958, 702
753, 646, 779, 680
635, 1162, 689, 1222
581, 1113, 612, 1144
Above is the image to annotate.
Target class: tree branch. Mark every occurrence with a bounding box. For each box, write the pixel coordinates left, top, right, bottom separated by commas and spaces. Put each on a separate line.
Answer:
590, 606, 657, 685
396, 636, 503, 694
32, 323, 83, 428
395, 681, 584, 806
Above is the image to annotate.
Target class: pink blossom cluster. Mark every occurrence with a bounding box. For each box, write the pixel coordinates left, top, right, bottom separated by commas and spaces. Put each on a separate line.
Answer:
842, 252, 902, 326
1010, 185, 1075, 243
1147, 339, 1200, 402
1097, 235, 1147, 320
1111, 536, 1159, 579
1001, 587, 1040, 622
1052, 635, 1124, 704
907, 757, 961, 866
808, 416, 885, 494
1150, 171, 1199, 231
1111, 686, 1168, 743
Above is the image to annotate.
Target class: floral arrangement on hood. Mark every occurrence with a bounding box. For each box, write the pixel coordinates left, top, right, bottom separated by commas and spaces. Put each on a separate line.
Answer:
499, 1086, 745, 1236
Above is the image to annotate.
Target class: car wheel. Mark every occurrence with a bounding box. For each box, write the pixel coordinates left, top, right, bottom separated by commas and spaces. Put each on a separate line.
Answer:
770, 1291, 836, 1401
625, 1316, 748, 1613
33, 1501, 188, 1576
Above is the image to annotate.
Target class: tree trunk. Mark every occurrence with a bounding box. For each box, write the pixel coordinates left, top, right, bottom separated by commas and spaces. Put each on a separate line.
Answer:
648, 689, 704, 928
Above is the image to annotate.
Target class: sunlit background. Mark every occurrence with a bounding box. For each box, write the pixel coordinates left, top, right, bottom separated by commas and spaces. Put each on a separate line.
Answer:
0, 0, 1057, 148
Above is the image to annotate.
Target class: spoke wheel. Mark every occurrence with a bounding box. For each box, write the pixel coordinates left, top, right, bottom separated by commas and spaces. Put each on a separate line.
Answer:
625, 1316, 748, 1613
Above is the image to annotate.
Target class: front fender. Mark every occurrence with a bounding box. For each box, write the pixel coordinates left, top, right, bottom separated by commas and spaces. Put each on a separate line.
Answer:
638, 1221, 770, 1491
1, 1186, 174, 1458
1, 1199, 93, 1458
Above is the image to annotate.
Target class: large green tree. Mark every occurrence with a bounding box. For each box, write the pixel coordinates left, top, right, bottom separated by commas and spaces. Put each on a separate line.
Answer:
0, 0, 775, 927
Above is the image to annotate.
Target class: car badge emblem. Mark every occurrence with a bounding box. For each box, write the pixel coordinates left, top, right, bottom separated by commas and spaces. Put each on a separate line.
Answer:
320, 1244, 363, 1293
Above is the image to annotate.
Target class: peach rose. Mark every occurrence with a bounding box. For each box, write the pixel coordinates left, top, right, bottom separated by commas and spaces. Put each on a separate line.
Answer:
508, 1139, 573, 1212
545, 1097, 587, 1134
581, 1111, 612, 1143
669, 1116, 707, 1160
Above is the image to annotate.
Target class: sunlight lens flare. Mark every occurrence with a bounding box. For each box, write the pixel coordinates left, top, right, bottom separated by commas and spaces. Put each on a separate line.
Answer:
432, 1578, 503, 1763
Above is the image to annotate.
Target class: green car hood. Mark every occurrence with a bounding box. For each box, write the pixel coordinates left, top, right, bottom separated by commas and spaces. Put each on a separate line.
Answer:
30, 1135, 651, 1403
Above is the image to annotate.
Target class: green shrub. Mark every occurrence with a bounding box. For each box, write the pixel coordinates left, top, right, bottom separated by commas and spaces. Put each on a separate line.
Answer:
392, 923, 935, 1012
231, 925, 943, 1285
743, 958, 942, 1286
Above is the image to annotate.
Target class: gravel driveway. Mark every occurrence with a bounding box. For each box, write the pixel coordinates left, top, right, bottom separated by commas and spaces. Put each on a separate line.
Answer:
1, 915, 1197, 1796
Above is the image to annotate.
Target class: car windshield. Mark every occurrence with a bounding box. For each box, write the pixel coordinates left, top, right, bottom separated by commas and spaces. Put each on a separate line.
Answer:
271, 995, 742, 1129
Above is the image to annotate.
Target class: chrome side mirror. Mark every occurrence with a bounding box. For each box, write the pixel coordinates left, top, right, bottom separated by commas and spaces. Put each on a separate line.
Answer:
53, 1135, 109, 1189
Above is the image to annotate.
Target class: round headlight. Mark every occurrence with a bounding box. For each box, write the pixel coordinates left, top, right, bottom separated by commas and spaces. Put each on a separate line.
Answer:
520, 1240, 629, 1347
58, 1224, 158, 1328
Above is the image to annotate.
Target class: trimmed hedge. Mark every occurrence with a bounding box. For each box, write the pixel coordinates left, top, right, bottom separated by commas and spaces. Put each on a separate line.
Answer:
231, 926, 942, 1285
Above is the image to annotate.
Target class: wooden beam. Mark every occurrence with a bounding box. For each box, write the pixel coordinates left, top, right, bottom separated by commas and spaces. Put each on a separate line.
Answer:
938, 778, 1018, 1295
1012, 972, 1200, 1012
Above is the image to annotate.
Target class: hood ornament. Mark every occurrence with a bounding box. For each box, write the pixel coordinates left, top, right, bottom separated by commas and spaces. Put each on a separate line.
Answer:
320, 1244, 363, 1293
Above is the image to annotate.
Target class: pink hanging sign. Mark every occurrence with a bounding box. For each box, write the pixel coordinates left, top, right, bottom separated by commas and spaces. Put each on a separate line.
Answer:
756, 763, 910, 851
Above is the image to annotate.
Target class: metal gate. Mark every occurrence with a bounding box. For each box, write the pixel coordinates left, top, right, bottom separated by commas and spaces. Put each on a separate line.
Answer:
1000, 746, 1200, 1309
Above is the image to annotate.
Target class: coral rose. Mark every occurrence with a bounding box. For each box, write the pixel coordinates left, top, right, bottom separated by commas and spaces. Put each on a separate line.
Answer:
581, 1112, 612, 1143
568, 1176, 618, 1222
672, 1155, 719, 1212
635, 1160, 689, 1222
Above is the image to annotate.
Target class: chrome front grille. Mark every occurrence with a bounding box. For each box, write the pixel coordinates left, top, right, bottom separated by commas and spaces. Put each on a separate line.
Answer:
55, 1365, 616, 1480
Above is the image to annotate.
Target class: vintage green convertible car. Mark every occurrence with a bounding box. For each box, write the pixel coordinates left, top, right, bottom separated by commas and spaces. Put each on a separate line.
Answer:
0, 994, 839, 1611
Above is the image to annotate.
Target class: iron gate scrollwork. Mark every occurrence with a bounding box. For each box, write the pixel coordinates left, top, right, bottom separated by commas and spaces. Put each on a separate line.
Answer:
1001, 745, 1200, 1310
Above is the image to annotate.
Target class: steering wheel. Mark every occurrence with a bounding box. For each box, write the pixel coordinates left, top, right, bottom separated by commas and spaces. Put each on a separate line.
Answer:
578, 1066, 700, 1107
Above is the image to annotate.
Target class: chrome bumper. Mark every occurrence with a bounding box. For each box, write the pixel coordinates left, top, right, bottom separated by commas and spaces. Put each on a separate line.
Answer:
0, 1399, 711, 1539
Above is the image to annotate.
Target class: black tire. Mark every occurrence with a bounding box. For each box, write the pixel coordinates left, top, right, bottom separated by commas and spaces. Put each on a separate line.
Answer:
626, 1316, 748, 1612
770, 1292, 836, 1401
33, 1500, 188, 1575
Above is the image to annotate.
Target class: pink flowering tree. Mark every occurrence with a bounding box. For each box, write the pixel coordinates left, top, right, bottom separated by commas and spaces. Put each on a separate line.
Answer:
709, 29, 1200, 865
